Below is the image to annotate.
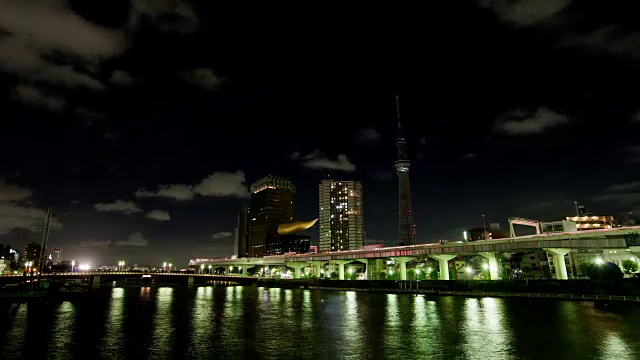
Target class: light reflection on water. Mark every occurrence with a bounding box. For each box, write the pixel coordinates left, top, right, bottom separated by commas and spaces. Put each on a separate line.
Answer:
101, 287, 124, 356
0, 287, 639, 359
189, 286, 213, 359
48, 301, 75, 360
3, 303, 27, 358
341, 291, 362, 359
461, 298, 511, 360
149, 287, 173, 359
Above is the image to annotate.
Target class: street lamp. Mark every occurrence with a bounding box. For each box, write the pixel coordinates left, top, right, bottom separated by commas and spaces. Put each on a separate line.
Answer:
482, 263, 489, 270
71, 260, 76, 272
466, 267, 473, 274
595, 258, 604, 265
200, 264, 205, 274
168, 263, 172, 272
163, 262, 167, 272
208, 264, 212, 274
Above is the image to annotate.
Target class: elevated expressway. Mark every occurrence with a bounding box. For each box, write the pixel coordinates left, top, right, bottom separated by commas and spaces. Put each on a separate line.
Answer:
198, 227, 640, 281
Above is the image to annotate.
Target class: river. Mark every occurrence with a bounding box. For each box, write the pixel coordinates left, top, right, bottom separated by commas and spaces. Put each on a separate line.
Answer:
1, 286, 639, 359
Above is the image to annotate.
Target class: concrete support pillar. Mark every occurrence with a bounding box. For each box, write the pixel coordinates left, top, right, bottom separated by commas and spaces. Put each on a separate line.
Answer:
333, 260, 350, 280
241, 266, 247, 276
354, 259, 368, 280
92, 275, 101, 287
310, 261, 325, 278
368, 259, 380, 280
544, 248, 571, 280
187, 276, 194, 286
429, 255, 456, 280
479, 252, 501, 280
288, 263, 307, 279
392, 257, 414, 281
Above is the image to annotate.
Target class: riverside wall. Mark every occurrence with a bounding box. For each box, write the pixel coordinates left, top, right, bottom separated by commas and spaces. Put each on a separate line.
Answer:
255, 278, 640, 297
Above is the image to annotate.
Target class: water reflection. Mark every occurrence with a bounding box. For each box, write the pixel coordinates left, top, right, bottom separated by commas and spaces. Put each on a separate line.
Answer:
190, 286, 213, 359
140, 286, 151, 301
48, 301, 75, 359
461, 298, 511, 359
101, 288, 124, 356
150, 287, 174, 358
341, 291, 362, 358
219, 286, 245, 354
383, 294, 400, 358
412, 295, 441, 356
601, 334, 632, 359
1, 288, 640, 359
480, 298, 510, 356
3, 303, 27, 357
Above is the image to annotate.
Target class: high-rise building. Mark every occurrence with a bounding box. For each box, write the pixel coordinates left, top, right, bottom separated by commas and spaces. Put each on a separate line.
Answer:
319, 179, 365, 252
394, 96, 416, 246
247, 176, 296, 257
24, 242, 41, 263
51, 248, 62, 265
233, 206, 249, 258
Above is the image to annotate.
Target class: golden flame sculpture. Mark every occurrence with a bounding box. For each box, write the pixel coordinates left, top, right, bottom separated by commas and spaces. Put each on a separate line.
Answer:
277, 218, 318, 235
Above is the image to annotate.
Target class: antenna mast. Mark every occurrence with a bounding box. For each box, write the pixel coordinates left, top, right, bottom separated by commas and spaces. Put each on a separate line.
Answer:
393, 96, 416, 246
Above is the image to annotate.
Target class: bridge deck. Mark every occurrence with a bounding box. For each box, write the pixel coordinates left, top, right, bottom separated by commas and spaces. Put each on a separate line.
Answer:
199, 226, 640, 265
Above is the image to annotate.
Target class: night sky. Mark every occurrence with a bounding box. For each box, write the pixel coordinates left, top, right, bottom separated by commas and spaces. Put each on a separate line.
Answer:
1, 1, 639, 266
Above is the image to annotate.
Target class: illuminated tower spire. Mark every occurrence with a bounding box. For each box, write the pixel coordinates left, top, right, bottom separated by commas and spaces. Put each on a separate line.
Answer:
394, 96, 416, 246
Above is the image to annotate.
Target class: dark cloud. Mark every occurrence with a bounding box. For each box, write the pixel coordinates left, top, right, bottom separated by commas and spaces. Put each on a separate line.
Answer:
146, 210, 171, 221
93, 200, 141, 215
114, 232, 149, 247
212, 231, 232, 240
294, 151, 356, 173
136, 171, 249, 200
479, 0, 573, 27
495, 107, 570, 136
354, 127, 381, 143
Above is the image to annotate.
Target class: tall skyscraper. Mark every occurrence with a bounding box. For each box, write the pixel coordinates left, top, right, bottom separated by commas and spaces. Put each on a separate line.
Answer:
233, 206, 249, 258
319, 179, 365, 252
394, 96, 416, 246
247, 176, 296, 257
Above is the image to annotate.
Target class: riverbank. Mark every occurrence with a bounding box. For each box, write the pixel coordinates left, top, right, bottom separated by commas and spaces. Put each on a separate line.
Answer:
255, 278, 640, 302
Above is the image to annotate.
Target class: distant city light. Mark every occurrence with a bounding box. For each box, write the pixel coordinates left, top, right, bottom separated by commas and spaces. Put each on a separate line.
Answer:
78, 264, 91, 270
595, 258, 604, 265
